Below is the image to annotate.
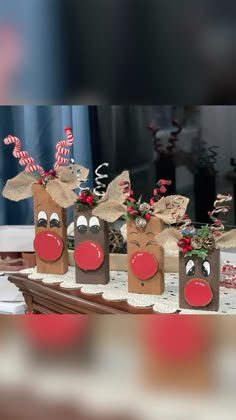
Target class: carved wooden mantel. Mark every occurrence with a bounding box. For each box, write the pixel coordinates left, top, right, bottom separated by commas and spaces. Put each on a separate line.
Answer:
7, 274, 162, 314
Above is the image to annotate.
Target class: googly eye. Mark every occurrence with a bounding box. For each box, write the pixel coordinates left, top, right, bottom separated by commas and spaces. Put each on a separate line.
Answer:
77, 215, 88, 234
37, 211, 47, 228
50, 212, 60, 228
186, 259, 195, 276
89, 216, 100, 234
202, 260, 211, 277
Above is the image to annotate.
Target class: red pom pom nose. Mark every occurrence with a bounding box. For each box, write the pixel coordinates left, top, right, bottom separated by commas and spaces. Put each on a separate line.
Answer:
184, 279, 213, 307
74, 241, 104, 271
130, 251, 158, 280
34, 231, 63, 261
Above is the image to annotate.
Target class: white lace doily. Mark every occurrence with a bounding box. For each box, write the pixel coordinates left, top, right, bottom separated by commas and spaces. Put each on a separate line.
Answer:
19, 267, 236, 314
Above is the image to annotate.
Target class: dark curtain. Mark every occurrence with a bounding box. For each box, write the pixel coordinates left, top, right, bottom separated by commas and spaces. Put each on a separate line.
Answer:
89, 106, 174, 201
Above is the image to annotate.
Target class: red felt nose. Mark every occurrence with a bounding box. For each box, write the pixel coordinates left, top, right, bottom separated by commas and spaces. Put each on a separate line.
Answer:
74, 240, 104, 271
34, 231, 63, 261
184, 279, 213, 307
130, 251, 158, 280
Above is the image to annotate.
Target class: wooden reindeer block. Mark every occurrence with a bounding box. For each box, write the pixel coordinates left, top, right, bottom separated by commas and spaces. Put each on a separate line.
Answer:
127, 217, 164, 295
32, 184, 68, 275
179, 249, 220, 311
73, 207, 109, 284
2, 127, 86, 276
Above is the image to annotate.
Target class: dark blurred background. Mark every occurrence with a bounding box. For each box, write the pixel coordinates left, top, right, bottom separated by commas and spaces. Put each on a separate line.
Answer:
1, 0, 236, 104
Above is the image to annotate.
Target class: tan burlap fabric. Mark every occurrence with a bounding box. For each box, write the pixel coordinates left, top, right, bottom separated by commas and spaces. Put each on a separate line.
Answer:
92, 171, 129, 222
155, 228, 182, 251
215, 229, 236, 249
93, 171, 189, 225
152, 195, 189, 224
2, 165, 89, 209
155, 227, 236, 251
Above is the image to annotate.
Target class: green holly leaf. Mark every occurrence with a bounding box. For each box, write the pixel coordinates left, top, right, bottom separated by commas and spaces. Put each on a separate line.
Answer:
123, 212, 134, 222
137, 195, 142, 206
184, 248, 208, 260
126, 200, 137, 210
198, 224, 209, 238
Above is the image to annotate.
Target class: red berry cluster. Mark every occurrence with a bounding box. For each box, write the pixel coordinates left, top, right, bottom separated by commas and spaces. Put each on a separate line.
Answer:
119, 181, 152, 222
177, 237, 193, 254
37, 169, 56, 184
150, 179, 171, 206
77, 191, 95, 206
118, 181, 136, 203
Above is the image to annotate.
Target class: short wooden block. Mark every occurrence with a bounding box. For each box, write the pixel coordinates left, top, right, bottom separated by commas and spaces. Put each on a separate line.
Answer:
127, 217, 164, 295
73, 207, 109, 284
179, 249, 220, 311
32, 184, 68, 275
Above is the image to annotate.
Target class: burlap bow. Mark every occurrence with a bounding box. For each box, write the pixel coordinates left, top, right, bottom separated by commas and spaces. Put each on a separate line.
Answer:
92, 171, 130, 222
2, 165, 89, 209
155, 227, 236, 251
152, 195, 189, 224
92, 171, 189, 224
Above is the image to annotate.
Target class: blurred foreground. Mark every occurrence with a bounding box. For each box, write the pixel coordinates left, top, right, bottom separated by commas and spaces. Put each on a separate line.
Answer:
0, 315, 236, 419
1, 0, 236, 103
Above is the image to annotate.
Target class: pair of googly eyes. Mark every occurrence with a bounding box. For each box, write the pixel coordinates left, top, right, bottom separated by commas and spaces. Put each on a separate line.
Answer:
77, 215, 100, 234
37, 211, 60, 228
186, 259, 211, 277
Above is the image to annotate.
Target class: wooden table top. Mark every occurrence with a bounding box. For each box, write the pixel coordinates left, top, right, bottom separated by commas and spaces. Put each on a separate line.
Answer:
8, 273, 161, 314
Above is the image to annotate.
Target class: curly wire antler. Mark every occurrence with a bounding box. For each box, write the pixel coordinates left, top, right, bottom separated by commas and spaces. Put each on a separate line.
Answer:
174, 212, 195, 234
198, 140, 209, 168
4, 135, 45, 175
167, 120, 182, 155
150, 179, 172, 205
148, 125, 164, 157
208, 146, 218, 168
54, 127, 74, 170
93, 163, 109, 197
180, 214, 193, 229
118, 181, 136, 204
208, 194, 232, 236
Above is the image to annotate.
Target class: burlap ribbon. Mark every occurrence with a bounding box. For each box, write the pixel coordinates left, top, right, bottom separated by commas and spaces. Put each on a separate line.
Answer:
155, 228, 182, 251
2, 165, 89, 208
152, 195, 189, 224
92, 171, 189, 224
92, 171, 130, 222
215, 230, 236, 249
156, 227, 236, 251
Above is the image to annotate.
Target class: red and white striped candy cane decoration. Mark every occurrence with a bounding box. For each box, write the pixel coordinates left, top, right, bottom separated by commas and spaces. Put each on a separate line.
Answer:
4, 135, 45, 175
54, 127, 74, 170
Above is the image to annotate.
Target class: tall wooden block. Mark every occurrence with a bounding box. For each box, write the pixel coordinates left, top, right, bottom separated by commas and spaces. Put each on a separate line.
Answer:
127, 217, 164, 295
32, 184, 68, 274
73, 207, 109, 284
179, 249, 220, 311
